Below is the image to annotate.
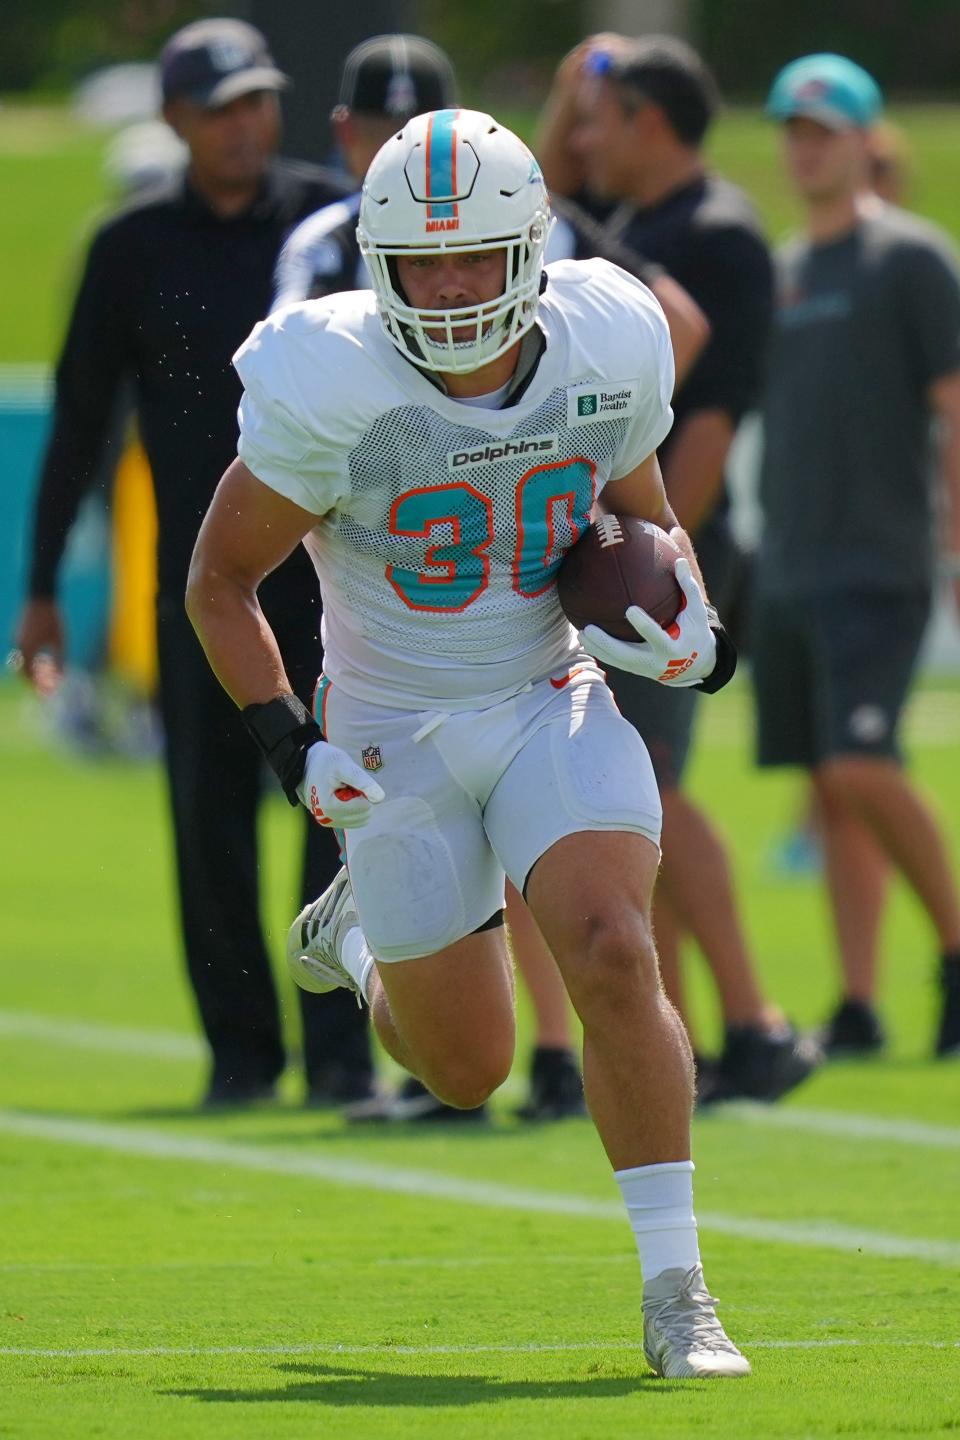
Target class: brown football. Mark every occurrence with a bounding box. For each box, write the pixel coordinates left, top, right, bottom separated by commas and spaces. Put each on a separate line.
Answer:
556, 515, 684, 641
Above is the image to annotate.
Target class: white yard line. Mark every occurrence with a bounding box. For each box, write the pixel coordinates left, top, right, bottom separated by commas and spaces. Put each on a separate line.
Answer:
0, 1338, 955, 1360
3, 1010, 960, 1152
2, 1109, 958, 1268
5, 1007, 960, 1163
0, 1011, 202, 1060
722, 1102, 960, 1151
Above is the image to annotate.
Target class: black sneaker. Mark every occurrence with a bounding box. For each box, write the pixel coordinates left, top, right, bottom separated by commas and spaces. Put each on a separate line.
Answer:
700, 1023, 821, 1105
199, 1073, 278, 1111
935, 955, 960, 1058
516, 1046, 587, 1121
819, 999, 886, 1058
305, 1062, 377, 1108
692, 1052, 721, 1108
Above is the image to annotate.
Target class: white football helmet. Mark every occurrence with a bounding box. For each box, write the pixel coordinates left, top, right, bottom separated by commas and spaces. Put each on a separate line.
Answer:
358, 108, 552, 374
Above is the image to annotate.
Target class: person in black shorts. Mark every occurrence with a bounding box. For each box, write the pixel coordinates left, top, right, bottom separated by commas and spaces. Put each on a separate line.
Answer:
536, 34, 820, 1100
756, 53, 960, 1057
14, 19, 374, 1108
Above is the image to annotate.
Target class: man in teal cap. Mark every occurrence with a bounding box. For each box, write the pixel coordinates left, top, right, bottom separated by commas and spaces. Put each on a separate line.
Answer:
752, 53, 960, 1060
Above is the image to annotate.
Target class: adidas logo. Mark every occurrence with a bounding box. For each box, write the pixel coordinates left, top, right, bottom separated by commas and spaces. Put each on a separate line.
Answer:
659, 652, 697, 681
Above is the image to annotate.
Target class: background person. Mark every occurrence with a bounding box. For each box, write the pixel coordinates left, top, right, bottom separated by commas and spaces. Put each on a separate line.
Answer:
536, 33, 819, 1101
755, 53, 960, 1058
14, 18, 373, 1108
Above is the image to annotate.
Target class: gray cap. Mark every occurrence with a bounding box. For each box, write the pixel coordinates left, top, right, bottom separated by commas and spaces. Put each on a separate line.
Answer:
160, 18, 289, 109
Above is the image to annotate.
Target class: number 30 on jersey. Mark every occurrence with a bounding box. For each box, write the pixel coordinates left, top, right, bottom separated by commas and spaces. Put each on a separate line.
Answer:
385, 457, 596, 612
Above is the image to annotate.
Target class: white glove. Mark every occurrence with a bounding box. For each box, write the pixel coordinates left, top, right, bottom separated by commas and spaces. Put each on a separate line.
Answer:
580, 557, 718, 687
296, 740, 385, 829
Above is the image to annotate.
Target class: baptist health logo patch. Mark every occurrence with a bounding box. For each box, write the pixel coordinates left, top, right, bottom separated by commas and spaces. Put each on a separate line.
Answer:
567, 380, 640, 428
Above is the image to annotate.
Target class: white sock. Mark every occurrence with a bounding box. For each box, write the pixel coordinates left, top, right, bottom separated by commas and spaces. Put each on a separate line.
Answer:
615, 1160, 701, 1282
340, 927, 376, 1005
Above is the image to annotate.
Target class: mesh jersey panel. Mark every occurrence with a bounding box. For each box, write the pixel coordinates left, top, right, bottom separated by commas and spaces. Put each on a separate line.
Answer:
237, 258, 674, 709
318, 387, 627, 661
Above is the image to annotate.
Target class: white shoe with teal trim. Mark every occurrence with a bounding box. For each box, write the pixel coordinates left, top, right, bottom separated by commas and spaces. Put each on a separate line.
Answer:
643, 1264, 751, 1378
287, 868, 363, 1000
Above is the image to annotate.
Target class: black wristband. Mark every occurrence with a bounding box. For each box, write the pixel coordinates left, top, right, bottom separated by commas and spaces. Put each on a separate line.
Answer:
241, 693, 323, 806
694, 619, 737, 695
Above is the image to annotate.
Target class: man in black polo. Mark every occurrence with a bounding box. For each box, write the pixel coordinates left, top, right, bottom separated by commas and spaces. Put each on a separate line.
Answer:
15, 18, 373, 1107
536, 35, 819, 1101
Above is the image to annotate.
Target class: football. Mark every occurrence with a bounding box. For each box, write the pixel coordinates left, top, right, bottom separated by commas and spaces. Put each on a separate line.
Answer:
556, 514, 684, 642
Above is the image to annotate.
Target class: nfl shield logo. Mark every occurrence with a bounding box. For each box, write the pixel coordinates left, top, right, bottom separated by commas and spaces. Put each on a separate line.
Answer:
362, 745, 383, 773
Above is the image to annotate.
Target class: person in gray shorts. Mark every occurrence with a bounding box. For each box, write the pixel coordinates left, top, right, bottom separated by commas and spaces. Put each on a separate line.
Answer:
755, 52, 960, 1057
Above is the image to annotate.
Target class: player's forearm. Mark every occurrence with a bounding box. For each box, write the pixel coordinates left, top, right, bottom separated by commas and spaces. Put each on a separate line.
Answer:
661, 410, 734, 536
649, 276, 711, 391
535, 96, 586, 197
185, 567, 292, 710
940, 423, 960, 566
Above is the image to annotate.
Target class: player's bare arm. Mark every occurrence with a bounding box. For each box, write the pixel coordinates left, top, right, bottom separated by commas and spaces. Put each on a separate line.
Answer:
186, 456, 321, 708
658, 408, 736, 538
929, 368, 960, 613
187, 457, 382, 829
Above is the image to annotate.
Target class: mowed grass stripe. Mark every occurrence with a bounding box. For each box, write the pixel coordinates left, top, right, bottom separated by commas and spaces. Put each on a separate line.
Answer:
3, 1009, 960, 1151
3, 1109, 959, 1267
3, 1339, 957, 1359
0, 1009, 203, 1060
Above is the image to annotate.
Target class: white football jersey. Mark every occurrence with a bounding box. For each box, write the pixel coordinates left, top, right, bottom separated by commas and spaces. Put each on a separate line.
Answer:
235, 257, 674, 710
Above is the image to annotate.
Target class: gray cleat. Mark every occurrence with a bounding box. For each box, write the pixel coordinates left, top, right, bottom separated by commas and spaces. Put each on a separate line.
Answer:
643, 1264, 751, 1378
287, 867, 363, 1000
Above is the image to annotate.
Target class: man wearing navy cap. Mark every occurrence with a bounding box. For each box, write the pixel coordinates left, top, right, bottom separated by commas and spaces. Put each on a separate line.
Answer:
15, 18, 377, 1108
755, 54, 960, 1058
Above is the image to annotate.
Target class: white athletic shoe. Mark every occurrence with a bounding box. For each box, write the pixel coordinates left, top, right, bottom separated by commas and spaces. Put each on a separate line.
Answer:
643, 1264, 751, 1379
287, 868, 363, 1001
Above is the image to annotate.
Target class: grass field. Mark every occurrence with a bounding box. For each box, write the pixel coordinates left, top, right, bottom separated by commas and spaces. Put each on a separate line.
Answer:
5, 99, 960, 362
2, 676, 959, 1438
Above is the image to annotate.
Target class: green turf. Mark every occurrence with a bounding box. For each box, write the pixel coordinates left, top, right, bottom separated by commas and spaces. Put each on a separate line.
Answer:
5, 100, 960, 360
0, 105, 112, 366
2, 677, 959, 1438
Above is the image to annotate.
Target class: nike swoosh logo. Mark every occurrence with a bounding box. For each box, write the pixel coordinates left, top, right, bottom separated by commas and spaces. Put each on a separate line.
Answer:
550, 666, 588, 690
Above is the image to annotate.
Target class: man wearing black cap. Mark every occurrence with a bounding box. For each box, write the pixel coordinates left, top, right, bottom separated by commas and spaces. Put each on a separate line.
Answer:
14, 17, 375, 1109
273, 34, 456, 309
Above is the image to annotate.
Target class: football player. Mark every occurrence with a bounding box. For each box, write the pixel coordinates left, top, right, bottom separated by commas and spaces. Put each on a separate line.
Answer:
187, 109, 746, 1378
